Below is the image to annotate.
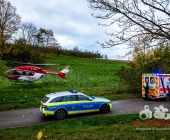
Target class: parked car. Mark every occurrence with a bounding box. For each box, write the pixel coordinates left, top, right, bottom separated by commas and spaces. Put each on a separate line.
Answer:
40, 89, 112, 120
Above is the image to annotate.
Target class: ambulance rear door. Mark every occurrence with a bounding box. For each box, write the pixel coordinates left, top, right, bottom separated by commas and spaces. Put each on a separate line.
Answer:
144, 74, 156, 89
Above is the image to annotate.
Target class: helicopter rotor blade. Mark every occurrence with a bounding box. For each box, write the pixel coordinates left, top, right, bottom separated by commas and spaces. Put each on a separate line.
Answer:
32, 64, 56, 66
7, 61, 56, 66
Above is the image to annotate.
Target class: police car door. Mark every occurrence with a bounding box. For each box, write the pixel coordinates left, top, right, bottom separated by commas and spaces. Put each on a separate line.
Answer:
77, 95, 96, 113
63, 95, 80, 114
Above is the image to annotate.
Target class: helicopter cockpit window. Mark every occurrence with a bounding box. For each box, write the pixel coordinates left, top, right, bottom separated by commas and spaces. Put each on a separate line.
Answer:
28, 72, 34, 76
9, 70, 13, 75
24, 72, 34, 76
24, 72, 29, 76
23, 71, 32, 75
10, 70, 16, 75
5, 70, 12, 75
16, 70, 23, 75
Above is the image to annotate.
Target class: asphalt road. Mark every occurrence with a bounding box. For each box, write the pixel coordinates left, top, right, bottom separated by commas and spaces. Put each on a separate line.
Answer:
1, 98, 170, 130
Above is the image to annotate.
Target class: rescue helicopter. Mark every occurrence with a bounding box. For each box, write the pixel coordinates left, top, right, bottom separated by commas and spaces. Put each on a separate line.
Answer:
4, 62, 69, 84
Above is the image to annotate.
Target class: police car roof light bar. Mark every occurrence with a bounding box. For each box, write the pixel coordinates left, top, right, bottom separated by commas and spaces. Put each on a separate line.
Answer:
69, 89, 78, 93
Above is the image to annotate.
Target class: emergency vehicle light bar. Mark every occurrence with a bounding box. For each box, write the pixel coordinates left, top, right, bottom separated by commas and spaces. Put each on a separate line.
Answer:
143, 73, 170, 76
69, 89, 78, 93
156, 74, 170, 76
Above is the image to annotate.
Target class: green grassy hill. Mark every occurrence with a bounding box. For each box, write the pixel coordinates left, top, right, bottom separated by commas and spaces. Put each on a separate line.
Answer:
0, 54, 140, 111
1, 55, 167, 140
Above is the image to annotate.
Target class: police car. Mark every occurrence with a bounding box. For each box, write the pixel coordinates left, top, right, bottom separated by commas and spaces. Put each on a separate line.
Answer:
40, 89, 112, 120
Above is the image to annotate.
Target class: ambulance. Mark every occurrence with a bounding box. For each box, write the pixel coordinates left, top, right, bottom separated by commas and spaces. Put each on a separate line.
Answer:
142, 73, 170, 100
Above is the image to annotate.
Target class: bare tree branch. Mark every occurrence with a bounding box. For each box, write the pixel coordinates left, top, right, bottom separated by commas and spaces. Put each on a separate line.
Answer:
87, 0, 170, 56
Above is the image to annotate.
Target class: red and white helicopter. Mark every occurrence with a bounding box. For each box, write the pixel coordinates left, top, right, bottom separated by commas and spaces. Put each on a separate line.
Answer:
4, 62, 69, 83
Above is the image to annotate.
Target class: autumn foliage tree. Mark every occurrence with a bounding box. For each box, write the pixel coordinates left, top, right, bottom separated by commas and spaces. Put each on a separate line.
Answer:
0, 0, 21, 58
116, 45, 170, 93
0, 59, 7, 74
34, 28, 59, 59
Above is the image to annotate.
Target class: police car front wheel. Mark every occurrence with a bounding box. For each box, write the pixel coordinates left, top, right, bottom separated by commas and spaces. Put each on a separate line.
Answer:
54, 109, 67, 120
100, 104, 109, 114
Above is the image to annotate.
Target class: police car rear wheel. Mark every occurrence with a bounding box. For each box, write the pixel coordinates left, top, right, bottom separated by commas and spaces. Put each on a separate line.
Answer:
54, 109, 67, 120
100, 104, 109, 114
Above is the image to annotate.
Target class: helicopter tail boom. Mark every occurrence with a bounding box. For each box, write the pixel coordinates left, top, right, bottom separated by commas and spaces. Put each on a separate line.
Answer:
45, 66, 69, 79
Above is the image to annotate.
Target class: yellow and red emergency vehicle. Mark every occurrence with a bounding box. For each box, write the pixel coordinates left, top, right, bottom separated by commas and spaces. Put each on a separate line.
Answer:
142, 73, 170, 100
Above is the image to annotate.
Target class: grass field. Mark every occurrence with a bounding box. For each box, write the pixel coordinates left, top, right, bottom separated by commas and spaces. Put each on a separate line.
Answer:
0, 54, 140, 111
0, 114, 169, 140
0, 54, 150, 140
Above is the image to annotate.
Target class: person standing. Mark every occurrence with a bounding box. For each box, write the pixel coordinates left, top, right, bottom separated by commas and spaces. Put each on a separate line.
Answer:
144, 82, 149, 100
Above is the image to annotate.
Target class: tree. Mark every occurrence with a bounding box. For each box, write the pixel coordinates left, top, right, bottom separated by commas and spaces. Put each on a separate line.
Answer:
0, 59, 8, 76
88, 0, 170, 55
72, 46, 79, 57
104, 54, 108, 59
18, 22, 38, 45
56, 45, 61, 56
35, 28, 59, 58
7, 44, 31, 62
0, 0, 21, 57
116, 45, 170, 93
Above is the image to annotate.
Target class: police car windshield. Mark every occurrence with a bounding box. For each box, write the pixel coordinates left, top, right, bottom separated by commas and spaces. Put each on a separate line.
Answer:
42, 96, 49, 103
90, 96, 95, 99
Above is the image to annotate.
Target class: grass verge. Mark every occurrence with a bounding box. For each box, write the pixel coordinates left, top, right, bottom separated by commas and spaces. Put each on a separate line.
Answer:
0, 114, 169, 140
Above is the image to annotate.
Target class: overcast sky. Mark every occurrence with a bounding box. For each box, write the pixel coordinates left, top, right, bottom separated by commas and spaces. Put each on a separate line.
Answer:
9, 0, 130, 60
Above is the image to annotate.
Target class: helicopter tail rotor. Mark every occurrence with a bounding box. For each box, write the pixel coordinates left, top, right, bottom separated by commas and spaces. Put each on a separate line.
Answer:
58, 66, 69, 79
45, 66, 69, 79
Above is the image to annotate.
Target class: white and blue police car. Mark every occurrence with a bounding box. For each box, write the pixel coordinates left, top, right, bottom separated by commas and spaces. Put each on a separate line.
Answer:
40, 89, 112, 120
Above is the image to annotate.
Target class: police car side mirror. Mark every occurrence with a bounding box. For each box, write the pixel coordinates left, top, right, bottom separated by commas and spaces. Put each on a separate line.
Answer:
88, 97, 93, 101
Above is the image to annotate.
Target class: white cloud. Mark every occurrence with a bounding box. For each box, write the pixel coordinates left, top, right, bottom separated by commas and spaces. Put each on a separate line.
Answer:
9, 0, 129, 59
56, 35, 76, 48
66, 21, 92, 35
